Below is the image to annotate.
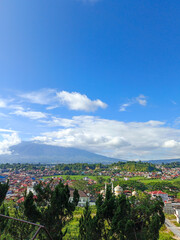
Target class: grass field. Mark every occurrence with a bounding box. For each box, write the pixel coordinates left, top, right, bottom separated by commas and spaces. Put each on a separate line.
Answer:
43, 174, 111, 181
43, 174, 180, 184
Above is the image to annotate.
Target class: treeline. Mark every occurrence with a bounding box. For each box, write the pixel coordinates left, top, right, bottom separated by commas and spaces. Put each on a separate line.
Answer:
111, 161, 159, 172
162, 162, 180, 168
0, 161, 159, 172
54, 163, 106, 171
0, 181, 165, 240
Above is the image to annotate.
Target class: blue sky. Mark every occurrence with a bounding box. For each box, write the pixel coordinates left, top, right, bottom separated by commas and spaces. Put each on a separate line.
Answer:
0, 0, 180, 160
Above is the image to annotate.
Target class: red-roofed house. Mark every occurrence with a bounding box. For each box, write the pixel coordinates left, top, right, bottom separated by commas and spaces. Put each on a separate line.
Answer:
149, 191, 168, 202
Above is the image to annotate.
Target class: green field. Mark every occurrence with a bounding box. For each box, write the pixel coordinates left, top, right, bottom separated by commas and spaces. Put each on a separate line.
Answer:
43, 175, 180, 184
43, 174, 111, 181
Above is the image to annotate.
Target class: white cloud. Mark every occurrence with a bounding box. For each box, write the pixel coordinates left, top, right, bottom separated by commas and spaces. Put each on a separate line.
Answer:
119, 103, 131, 112
19, 89, 56, 105
32, 116, 180, 160
41, 117, 76, 128
0, 132, 21, 155
0, 99, 7, 108
162, 140, 180, 148
0, 129, 16, 133
120, 94, 147, 112
57, 91, 107, 112
19, 89, 107, 112
136, 94, 147, 106
12, 110, 47, 120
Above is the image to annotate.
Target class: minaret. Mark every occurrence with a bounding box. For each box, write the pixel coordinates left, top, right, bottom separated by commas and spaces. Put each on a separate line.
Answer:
111, 181, 114, 193
105, 182, 107, 193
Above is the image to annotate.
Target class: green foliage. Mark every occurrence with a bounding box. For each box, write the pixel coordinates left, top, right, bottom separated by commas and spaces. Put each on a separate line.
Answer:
111, 161, 158, 172
24, 181, 79, 240
0, 204, 9, 236
0, 181, 9, 206
79, 187, 165, 240
72, 180, 88, 191
7, 203, 35, 240
96, 176, 105, 184
162, 162, 180, 168
79, 202, 95, 240
0, 181, 9, 237
130, 193, 165, 240
115, 180, 147, 191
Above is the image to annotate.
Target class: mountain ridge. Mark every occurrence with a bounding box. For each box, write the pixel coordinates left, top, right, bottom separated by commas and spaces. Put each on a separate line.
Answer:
1, 141, 180, 164
0, 141, 124, 164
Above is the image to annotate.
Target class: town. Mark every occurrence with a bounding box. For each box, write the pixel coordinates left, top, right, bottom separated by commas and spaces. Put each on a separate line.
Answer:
0, 161, 180, 239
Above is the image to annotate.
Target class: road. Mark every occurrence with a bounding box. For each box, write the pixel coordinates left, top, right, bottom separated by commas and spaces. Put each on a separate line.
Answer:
165, 218, 180, 238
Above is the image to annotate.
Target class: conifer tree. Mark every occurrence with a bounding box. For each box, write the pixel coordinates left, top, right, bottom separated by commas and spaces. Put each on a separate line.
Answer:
24, 181, 79, 240
82, 188, 165, 240
0, 180, 9, 206
0, 180, 9, 237
79, 202, 102, 240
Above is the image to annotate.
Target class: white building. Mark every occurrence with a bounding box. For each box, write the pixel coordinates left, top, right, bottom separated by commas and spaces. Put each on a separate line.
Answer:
70, 189, 90, 207
100, 183, 123, 197
114, 185, 123, 197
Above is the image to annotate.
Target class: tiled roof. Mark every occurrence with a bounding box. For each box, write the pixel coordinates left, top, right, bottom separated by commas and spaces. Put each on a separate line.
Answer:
149, 191, 167, 195
70, 189, 88, 198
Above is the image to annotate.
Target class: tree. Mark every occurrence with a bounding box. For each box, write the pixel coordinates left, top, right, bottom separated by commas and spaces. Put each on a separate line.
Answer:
0, 180, 9, 236
110, 194, 134, 240
130, 193, 165, 240
7, 203, 35, 240
24, 180, 79, 240
0, 180, 9, 206
79, 202, 93, 240
79, 201, 103, 240
83, 187, 165, 240
96, 176, 104, 184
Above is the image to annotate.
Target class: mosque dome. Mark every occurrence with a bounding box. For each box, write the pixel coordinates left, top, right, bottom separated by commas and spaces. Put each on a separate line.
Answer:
114, 185, 123, 196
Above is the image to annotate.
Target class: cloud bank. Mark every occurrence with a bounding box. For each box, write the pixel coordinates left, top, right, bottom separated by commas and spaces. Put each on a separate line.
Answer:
33, 116, 180, 160
0, 130, 21, 154
1, 89, 180, 160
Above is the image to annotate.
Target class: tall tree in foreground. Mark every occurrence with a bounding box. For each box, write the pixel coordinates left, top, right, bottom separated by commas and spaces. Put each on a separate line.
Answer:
0, 180, 9, 237
79, 186, 165, 240
7, 203, 35, 240
0, 180, 9, 206
24, 181, 79, 240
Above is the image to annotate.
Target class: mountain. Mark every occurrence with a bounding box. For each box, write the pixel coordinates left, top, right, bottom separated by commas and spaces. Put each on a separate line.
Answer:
0, 141, 124, 164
